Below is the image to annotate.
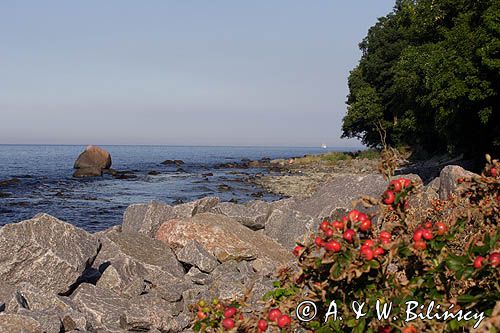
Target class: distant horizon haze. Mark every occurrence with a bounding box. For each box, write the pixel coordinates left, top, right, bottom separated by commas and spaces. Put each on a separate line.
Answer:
0, 1, 395, 146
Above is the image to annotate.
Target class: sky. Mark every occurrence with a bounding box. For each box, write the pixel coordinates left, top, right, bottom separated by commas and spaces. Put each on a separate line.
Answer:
0, 1, 395, 147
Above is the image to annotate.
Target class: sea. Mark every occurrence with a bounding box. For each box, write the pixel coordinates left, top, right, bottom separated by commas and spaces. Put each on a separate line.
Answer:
0, 145, 353, 232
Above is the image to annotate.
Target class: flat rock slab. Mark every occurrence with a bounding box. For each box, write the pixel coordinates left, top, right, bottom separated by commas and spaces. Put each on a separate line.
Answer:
291, 173, 389, 219
0, 214, 99, 294
94, 230, 186, 300
211, 200, 271, 230
0, 313, 43, 333
122, 197, 220, 237
264, 208, 317, 249
122, 201, 175, 237
155, 213, 294, 267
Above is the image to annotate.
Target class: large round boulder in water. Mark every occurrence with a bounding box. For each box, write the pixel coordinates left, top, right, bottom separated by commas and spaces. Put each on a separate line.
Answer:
73, 145, 112, 177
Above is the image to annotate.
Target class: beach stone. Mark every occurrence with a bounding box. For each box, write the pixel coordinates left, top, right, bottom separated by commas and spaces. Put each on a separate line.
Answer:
17, 309, 63, 333
94, 230, 186, 300
176, 240, 219, 273
71, 283, 128, 331
185, 267, 212, 285
438, 165, 478, 199
172, 196, 220, 218
427, 176, 441, 191
0, 214, 99, 294
120, 294, 182, 331
122, 201, 175, 237
0, 313, 43, 333
291, 173, 388, 219
155, 213, 294, 267
211, 201, 271, 230
264, 208, 317, 249
74, 145, 112, 170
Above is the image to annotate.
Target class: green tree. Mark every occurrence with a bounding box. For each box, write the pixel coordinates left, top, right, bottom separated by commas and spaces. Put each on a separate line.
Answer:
342, 0, 500, 157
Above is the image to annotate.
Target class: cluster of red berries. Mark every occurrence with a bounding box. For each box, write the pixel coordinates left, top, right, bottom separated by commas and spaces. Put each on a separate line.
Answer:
293, 209, 394, 262
261, 308, 292, 330
412, 220, 447, 250
382, 178, 412, 205
195, 300, 244, 330
473, 252, 500, 269
194, 300, 293, 331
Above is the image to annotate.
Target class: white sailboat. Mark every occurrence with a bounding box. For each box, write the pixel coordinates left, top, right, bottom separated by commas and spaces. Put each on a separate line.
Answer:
321, 143, 327, 149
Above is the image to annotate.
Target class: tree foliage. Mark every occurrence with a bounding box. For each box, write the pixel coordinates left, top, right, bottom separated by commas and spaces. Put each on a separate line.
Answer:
342, 0, 500, 157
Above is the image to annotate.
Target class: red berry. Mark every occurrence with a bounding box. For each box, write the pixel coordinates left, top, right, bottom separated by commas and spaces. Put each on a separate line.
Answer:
424, 221, 433, 229
413, 229, 423, 242
359, 219, 372, 232
374, 247, 385, 257
401, 178, 411, 187
402, 325, 417, 333
293, 245, 303, 256
222, 318, 235, 330
413, 240, 426, 250
357, 212, 368, 221
435, 222, 447, 236
320, 220, 330, 232
277, 314, 292, 328
332, 220, 344, 230
363, 239, 375, 248
379, 325, 392, 333
383, 190, 395, 205
491, 167, 497, 177
268, 308, 282, 322
325, 240, 341, 252
343, 229, 356, 243
390, 179, 402, 192
361, 247, 374, 260
224, 307, 237, 318
473, 256, 484, 269
257, 319, 268, 331
325, 228, 334, 237
422, 229, 433, 240
379, 231, 391, 241
489, 252, 500, 267
348, 210, 360, 221
314, 236, 324, 247
197, 311, 207, 320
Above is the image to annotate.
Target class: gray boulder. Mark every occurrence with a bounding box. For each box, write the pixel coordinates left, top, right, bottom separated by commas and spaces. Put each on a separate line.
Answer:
0, 214, 99, 294
176, 240, 219, 273
211, 200, 271, 230
438, 165, 478, 199
0, 313, 44, 333
122, 197, 220, 237
291, 173, 389, 219
172, 196, 220, 218
93, 230, 186, 300
122, 201, 175, 237
264, 208, 317, 249
71, 283, 129, 331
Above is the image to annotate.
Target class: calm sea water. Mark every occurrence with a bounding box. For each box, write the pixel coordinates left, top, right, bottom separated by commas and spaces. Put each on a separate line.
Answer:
0, 145, 349, 232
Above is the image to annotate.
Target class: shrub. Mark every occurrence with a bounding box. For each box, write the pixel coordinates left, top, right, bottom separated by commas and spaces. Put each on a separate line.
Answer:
191, 157, 499, 332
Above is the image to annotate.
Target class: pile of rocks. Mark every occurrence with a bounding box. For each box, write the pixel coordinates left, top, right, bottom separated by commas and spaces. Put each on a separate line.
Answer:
0, 165, 474, 332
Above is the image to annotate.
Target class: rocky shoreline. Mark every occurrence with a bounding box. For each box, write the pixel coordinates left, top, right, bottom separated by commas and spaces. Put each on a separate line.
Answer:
0, 155, 475, 332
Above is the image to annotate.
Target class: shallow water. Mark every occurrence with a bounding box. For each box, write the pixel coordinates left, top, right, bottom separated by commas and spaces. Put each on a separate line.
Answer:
0, 145, 350, 231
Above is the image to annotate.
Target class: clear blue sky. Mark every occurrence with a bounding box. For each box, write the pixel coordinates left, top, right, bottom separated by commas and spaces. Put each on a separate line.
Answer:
0, 1, 395, 147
